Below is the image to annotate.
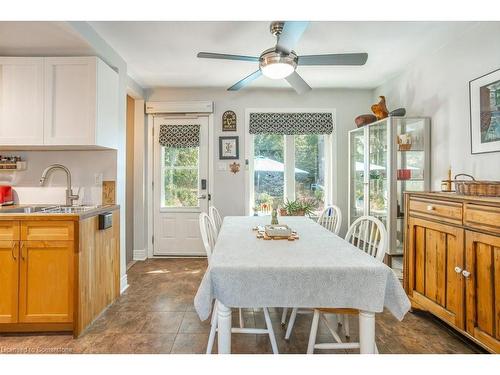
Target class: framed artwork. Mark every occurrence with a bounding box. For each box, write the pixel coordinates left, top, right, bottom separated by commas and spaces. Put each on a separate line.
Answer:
222, 110, 237, 131
219, 136, 239, 160
470, 68, 500, 154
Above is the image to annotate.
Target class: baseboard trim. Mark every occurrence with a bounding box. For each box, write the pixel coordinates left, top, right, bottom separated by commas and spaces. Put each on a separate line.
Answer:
120, 274, 129, 294
133, 248, 147, 261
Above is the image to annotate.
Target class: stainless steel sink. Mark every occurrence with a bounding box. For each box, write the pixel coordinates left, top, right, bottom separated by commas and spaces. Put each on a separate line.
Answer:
1, 205, 98, 214
40, 205, 98, 214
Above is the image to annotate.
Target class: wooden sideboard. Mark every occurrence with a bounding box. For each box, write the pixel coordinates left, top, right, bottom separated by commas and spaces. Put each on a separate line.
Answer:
404, 192, 500, 353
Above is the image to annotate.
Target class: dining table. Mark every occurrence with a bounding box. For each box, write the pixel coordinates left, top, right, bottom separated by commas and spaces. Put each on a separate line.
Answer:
194, 216, 411, 354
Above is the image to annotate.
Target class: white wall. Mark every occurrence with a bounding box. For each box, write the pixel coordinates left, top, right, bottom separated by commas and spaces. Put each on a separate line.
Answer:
1, 150, 116, 205
374, 22, 500, 189
147, 87, 373, 235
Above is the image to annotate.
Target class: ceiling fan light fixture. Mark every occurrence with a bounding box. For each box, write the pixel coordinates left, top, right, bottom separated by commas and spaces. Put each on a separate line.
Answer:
259, 49, 297, 80
260, 62, 294, 79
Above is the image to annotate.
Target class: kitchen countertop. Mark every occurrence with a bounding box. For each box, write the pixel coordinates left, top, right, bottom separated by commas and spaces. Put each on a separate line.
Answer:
0, 204, 119, 221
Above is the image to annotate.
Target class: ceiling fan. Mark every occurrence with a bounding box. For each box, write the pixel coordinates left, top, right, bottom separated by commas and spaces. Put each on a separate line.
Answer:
197, 21, 368, 94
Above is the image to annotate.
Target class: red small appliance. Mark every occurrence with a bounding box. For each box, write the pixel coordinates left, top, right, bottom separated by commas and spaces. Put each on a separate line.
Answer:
0, 186, 14, 206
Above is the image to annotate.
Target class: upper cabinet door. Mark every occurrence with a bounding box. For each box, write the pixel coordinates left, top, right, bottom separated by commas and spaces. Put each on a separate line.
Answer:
0, 57, 44, 145
43, 57, 97, 145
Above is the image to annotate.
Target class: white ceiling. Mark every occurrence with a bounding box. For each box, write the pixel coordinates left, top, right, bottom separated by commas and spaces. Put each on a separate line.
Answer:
0, 22, 94, 56
90, 21, 474, 90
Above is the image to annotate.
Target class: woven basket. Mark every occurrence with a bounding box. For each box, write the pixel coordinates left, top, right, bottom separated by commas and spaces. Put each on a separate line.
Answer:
455, 181, 500, 197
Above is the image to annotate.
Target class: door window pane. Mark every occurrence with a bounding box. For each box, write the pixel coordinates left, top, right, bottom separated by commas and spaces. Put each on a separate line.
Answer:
350, 130, 365, 222
253, 134, 284, 213
162, 146, 199, 208
294, 134, 325, 214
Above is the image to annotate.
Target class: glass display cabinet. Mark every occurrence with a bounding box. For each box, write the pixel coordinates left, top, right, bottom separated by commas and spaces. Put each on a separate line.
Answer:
348, 117, 430, 271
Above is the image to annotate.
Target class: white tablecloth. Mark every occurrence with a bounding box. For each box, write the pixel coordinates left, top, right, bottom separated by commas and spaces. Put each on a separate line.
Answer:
194, 216, 410, 321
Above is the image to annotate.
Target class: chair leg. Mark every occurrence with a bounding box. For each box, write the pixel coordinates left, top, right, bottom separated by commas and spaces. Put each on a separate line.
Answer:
206, 304, 218, 354
344, 314, 350, 338
307, 310, 320, 354
263, 307, 279, 354
238, 308, 244, 328
284, 307, 298, 340
281, 307, 288, 327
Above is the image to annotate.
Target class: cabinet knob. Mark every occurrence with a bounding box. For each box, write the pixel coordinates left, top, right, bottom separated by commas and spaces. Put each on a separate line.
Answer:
454, 266, 462, 274
462, 270, 471, 278
426, 205, 435, 211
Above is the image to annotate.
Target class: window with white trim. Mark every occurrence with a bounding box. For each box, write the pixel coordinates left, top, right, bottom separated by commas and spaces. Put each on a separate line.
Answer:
248, 111, 334, 216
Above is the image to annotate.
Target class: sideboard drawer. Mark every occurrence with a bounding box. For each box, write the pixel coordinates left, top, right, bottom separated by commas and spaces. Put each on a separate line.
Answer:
464, 203, 500, 235
409, 197, 463, 225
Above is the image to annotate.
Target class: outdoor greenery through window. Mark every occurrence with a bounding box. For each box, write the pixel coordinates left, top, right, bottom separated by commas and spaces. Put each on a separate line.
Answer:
253, 133, 326, 215
295, 134, 325, 212
162, 146, 199, 208
253, 134, 284, 213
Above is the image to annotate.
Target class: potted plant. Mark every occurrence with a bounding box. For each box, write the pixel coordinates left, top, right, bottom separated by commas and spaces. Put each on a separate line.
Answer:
280, 198, 316, 217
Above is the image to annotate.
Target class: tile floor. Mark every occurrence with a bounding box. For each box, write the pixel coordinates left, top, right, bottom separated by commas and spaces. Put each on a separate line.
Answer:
0, 259, 485, 354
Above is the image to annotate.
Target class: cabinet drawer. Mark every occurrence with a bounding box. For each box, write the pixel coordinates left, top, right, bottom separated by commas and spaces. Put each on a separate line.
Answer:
21, 221, 74, 241
409, 198, 462, 225
464, 203, 500, 235
0, 221, 20, 240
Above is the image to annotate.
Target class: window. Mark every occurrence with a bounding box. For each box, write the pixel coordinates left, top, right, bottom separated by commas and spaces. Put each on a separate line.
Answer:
294, 134, 326, 212
253, 134, 284, 213
162, 146, 199, 208
251, 134, 331, 216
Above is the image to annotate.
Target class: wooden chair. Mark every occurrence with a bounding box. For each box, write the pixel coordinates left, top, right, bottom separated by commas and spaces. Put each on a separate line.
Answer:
209, 206, 223, 235
282, 204, 343, 338
306, 215, 387, 354
199, 213, 279, 354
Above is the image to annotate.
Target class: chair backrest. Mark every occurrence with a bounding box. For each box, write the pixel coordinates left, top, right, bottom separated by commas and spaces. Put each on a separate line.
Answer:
344, 216, 387, 262
209, 206, 223, 235
199, 212, 217, 262
317, 205, 342, 235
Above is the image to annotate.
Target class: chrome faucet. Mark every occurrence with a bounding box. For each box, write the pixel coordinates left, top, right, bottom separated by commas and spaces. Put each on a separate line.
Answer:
39, 164, 79, 206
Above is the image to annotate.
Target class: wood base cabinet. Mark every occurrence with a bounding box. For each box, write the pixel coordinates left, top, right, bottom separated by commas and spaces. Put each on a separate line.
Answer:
0, 207, 120, 336
404, 192, 500, 353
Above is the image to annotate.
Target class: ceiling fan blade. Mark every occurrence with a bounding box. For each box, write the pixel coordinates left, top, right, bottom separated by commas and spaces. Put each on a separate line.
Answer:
276, 21, 309, 54
285, 71, 311, 94
228, 70, 263, 91
298, 53, 368, 66
197, 52, 259, 62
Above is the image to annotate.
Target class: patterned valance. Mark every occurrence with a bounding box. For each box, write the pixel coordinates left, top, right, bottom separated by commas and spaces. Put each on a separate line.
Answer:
159, 124, 200, 148
249, 112, 333, 135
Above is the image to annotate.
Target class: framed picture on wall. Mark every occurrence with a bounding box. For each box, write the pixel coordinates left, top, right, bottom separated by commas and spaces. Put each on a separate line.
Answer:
470, 68, 500, 154
219, 136, 239, 160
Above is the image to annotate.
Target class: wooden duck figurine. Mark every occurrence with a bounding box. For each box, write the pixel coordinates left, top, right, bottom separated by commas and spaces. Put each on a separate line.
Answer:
371, 96, 389, 120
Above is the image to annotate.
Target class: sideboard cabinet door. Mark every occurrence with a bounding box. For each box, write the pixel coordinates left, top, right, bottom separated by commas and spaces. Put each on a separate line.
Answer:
407, 217, 465, 329
465, 230, 500, 352
0, 57, 44, 145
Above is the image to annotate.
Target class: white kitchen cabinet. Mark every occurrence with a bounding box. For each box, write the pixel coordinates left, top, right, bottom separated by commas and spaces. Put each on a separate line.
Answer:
44, 57, 119, 148
0, 58, 44, 145
0, 56, 118, 149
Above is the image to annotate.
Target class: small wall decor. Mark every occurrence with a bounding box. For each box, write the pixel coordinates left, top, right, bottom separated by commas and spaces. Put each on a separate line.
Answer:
229, 162, 240, 174
371, 96, 389, 120
222, 110, 237, 131
219, 136, 239, 160
470, 68, 500, 154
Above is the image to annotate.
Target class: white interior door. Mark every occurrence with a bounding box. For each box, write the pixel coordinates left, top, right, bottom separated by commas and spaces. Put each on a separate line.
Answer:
153, 116, 209, 256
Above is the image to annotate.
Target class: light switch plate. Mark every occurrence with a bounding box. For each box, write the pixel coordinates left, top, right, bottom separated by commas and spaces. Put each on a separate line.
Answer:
94, 173, 103, 185
217, 162, 227, 171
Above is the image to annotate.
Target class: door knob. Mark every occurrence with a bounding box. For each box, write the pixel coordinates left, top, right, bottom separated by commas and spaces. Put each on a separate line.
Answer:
198, 194, 207, 200
454, 266, 462, 274
462, 270, 471, 278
